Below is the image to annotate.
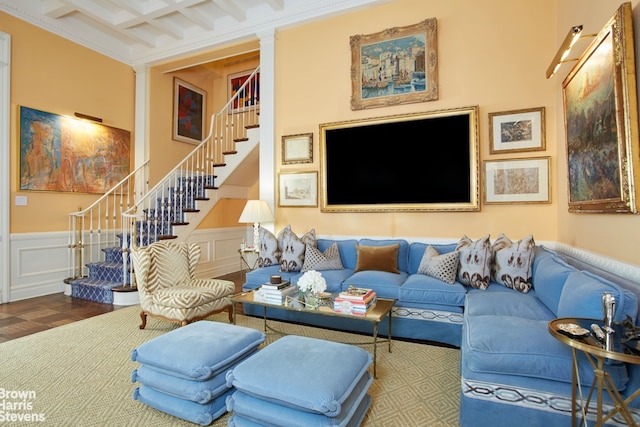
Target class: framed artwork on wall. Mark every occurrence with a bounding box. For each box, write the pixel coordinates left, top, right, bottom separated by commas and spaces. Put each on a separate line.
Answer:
19, 106, 131, 194
563, 2, 639, 213
228, 69, 260, 113
484, 157, 550, 204
173, 78, 206, 144
282, 133, 313, 165
278, 171, 318, 207
350, 18, 438, 110
489, 107, 545, 154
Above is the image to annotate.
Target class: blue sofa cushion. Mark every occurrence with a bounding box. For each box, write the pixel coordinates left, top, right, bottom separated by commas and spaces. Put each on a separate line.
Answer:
318, 239, 359, 270
358, 238, 409, 272
400, 274, 467, 307
408, 242, 458, 274
344, 270, 408, 299
417, 246, 460, 284
532, 247, 575, 316
558, 270, 638, 322
227, 373, 372, 426
131, 321, 266, 381
226, 335, 372, 417
465, 289, 554, 320
133, 385, 233, 426
457, 235, 492, 290
463, 315, 630, 390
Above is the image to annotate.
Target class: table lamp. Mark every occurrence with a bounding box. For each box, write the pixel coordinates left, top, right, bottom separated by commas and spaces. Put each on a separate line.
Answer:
238, 200, 275, 250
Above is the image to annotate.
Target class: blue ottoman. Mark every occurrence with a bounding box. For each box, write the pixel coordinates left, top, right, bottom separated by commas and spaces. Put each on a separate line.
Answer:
225, 335, 373, 425
131, 321, 265, 424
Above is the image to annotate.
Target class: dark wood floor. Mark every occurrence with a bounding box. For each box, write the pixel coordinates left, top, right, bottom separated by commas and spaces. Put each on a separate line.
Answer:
0, 271, 245, 343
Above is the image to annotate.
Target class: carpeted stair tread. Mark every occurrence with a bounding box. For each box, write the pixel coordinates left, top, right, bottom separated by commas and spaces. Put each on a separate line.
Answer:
70, 277, 123, 304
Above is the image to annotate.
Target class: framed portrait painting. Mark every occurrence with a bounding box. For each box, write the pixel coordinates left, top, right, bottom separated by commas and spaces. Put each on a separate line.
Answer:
350, 18, 438, 110
173, 78, 206, 144
489, 107, 545, 154
484, 157, 550, 204
563, 3, 640, 213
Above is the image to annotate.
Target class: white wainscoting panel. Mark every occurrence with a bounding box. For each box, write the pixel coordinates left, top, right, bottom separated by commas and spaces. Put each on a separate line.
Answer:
10, 231, 68, 301
7, 227, 249, 303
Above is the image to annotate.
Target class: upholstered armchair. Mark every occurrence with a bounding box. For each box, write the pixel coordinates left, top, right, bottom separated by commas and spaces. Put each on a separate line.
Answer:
131, 240, 235, 329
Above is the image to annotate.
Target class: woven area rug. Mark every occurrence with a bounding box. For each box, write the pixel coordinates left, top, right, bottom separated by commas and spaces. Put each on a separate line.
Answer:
0, 305, 460, 426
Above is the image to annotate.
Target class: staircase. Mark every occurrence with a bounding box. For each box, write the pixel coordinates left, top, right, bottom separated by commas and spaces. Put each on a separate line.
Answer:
66, 67, 260, 304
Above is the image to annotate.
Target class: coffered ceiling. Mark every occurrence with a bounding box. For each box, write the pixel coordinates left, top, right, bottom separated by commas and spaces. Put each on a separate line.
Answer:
0, 0, 388, 65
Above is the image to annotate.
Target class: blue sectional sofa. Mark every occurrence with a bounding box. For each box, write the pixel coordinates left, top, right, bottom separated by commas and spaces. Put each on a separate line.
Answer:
241, 236, 640, 426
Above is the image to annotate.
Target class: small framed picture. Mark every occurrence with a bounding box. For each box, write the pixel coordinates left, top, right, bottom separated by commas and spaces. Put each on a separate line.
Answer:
278, 171, 318, 207
173, 78, 206, 144
488, 107, 545, 154
484, 157, 550, 204
282, 133, 313, 165
228, 69, 260, 113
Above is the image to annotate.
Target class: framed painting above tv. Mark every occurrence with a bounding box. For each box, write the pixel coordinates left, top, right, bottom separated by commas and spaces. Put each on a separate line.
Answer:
319, 106, 480, 212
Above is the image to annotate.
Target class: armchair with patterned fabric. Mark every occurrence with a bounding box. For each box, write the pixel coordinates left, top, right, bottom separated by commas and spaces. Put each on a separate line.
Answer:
131, 240, 235, 329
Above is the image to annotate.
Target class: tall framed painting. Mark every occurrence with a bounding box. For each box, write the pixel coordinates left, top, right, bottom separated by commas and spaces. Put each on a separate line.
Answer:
19, 106, 130, 194
350, 18, 438, 110
563, 2, 640, 213
173, 78, 206, 144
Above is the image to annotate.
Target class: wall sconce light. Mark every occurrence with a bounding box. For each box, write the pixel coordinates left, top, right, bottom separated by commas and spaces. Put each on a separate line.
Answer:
74, 112, 103, 123
546, 25, 597, 79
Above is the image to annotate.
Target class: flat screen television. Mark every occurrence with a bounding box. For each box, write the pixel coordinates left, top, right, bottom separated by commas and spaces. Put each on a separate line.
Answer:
319, 106, 479, 212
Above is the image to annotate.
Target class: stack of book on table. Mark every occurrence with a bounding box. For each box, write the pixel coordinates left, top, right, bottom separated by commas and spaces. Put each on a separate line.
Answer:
334, 287, 377, 316
254, 281, 297, 305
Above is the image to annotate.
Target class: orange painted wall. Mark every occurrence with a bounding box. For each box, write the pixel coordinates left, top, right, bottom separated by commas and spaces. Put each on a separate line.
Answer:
274, 0, 558, 243
3, 12, 135, 233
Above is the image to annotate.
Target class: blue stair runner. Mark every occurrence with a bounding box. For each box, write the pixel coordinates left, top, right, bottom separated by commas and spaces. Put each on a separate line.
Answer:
69, 175, 215, 303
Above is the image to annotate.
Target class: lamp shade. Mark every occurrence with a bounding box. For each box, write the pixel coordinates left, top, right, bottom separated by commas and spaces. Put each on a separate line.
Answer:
238, 200, 275, 224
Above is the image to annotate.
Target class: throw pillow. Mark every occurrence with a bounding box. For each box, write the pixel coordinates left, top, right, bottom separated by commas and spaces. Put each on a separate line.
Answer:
417, 245, 460, 284
354, 244, 400, 274
301, 242, 344, 271
492, 234, 536, 293
258, 227, 279, 268
456, 234, 492, 290
277, 225, 307, 272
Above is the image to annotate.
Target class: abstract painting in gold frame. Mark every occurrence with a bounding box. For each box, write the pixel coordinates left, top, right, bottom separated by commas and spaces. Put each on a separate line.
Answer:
350, 18, 438, 110
563, 2, 640, 213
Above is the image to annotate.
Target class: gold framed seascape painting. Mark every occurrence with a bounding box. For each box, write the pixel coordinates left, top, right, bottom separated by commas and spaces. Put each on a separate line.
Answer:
563, 2, 640, 213
350, 18, 438, 110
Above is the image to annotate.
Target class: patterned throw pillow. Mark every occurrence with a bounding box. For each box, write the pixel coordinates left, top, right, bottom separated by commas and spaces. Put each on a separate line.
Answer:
278, 225, 314, 272
417, 246, 459, 284
492, 234, 536, 293
301, 243, 344, 272
456, 234, 492, 290
258, 227, 280, 268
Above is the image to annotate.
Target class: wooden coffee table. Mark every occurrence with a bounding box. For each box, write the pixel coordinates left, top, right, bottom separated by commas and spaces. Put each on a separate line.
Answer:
230, 289, 396, 378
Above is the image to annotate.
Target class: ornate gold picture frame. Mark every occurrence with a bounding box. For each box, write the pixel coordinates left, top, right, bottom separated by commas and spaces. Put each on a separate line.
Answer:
489, 107, 545, 154
563, 3, 640, 213
282, 133, 313, 165
350, 18, 438, 111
